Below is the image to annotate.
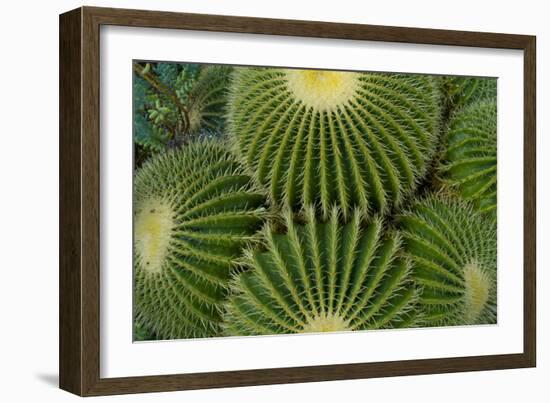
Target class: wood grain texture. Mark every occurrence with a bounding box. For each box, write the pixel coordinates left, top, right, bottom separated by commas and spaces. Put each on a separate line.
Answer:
523, 38, 536, 367
84, 6, 532, 49
59, 8, 82, 395
59, 6, 537, 396
81, 6, 102, 396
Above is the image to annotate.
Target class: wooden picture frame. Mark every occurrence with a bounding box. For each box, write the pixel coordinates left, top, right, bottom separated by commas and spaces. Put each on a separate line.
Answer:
59, 6, 536, 396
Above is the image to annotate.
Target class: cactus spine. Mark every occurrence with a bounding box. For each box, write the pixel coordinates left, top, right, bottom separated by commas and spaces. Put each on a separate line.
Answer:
441, 76, 497, 110
187, 65, 233, 135
440, 100, 497, 214
398, 196, 496, 326
228, 68, 441, 219
224, 208, 419, 336
133, 141, 266, 339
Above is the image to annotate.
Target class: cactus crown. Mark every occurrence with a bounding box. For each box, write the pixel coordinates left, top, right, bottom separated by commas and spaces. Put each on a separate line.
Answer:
228, 67, 441, 219
133, 140, 267, 340
224, 207, 420, 336
285, 69, 360, 111
301, 312, 351, 333
134, 198, 174, 275
462, 261, 492, 324
398, 196, 496, 326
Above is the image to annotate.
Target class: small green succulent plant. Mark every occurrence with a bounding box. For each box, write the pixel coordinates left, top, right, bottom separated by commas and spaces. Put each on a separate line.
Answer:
398, 195, 496, 326
224, 208, 419, 336
228, 68, 441, 219
133, 141, 267, 339
133, 63, 233, 166
439, 100, 497, 214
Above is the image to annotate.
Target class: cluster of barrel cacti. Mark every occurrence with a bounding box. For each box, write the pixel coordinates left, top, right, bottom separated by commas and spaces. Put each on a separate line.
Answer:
133, 63, 497, 341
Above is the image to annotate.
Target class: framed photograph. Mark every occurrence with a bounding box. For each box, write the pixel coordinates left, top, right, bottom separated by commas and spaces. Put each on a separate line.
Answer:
59, 6, 536, 396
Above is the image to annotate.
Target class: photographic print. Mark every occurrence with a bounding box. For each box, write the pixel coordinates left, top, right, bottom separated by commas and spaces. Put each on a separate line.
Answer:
132, 61, 497, 341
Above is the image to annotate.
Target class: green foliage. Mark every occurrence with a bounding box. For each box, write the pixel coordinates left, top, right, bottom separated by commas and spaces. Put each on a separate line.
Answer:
228, 68, 441, 219
398, 196, 497, 326
439, 100, 497, 214
133, 74, 160, 151
155, 63, 184, 89
132, 63, 232, 164
133, 141, 267, 339
224, 208, 420, 336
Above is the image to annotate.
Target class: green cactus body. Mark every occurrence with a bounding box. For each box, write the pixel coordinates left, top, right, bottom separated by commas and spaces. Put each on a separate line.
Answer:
224, 208, 419, 336
398, 196, 496, 326
441, 77, 497, 110
133, 141, 267, 339
228, 68, 441, 219
440, 101, 497, 214
187, 65, 233, 135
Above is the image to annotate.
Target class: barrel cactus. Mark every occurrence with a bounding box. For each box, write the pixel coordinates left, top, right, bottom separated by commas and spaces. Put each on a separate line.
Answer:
441, 76, 497, 110
398, 196, 496, 326
133, 141, 267, 339
187, 65, 233, 135
228, 67, 441, 219
223, 207, 420, 336
439, 100, 497, 214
